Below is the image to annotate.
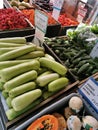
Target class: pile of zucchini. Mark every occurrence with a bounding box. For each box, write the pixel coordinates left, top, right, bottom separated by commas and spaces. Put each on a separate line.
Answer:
0, 37, 69, 120
45, 37, 98, 80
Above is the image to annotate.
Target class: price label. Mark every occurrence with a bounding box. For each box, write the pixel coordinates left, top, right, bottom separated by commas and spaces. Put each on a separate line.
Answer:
78, 77, 98, 113
53, 0, 64, 10
52, 0, 64, 20
0, 0, 3, 9
90, 40, 98, 58
35, 10, 48, 33
34, 10, 48, 44
52, 8, 61, 21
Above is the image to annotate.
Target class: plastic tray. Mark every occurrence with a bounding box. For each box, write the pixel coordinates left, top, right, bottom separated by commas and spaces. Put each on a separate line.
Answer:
11, 93, 98, 130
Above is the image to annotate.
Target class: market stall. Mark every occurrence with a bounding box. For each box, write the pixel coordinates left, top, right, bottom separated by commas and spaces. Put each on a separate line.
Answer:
0, 0, 98, 129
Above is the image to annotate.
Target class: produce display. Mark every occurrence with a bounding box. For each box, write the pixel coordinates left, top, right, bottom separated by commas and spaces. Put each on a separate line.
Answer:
44, 25, 98, 80
21, 9, 58, 25
0, 1, 98, 129
32, 1, 78, 27
9, 0, 34, 9
58, 13, 79, 26
0, 37, 71, 120
26, 96, 98, 130
0, 8, 29, 30
47, 12, 79, 27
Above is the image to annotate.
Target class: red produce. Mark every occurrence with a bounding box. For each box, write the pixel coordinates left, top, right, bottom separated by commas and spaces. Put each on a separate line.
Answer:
58, 13, 79, 26
0, 8, 29, 31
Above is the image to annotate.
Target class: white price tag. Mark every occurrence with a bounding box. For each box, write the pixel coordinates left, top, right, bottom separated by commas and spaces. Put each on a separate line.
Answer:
35, 10, 48, 33
34, 9, 48, 44
0, 0, 3, 9
90, 40, 98, 58
52, 8, 61, 21
52, 0, 64, 20
78, 77, 98, 113
53, 0, 64, 10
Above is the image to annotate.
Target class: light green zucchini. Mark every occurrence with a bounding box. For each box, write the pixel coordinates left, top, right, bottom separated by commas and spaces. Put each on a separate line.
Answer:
0, 59, 33, 70
4, 70, 37, 92
16, 51, 45, 60
45, 54, 55, 61
36, 73, 60, 87
48, 77, 69, 92
0, 37, 26, 44
0, 42, 24, 47
0, 45, 36, 61
0, 60, 40, 82
0, 47, 19, 55
11, 89, 42, 111
27, 43, 44, 51
9, 82, 36, 98
6, 98, 42, 120
35, 46, 45, 51
38, 71, 52, 77
39, 57, 67, 76
6, 97, 13, 108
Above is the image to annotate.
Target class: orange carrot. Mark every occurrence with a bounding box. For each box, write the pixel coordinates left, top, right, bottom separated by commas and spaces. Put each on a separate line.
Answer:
21, 9, 35, 25
21, 9, 57, 25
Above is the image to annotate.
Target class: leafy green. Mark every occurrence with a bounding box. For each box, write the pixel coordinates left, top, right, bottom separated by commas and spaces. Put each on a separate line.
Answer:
67, 24, 98, 54
91, 24, 98, 34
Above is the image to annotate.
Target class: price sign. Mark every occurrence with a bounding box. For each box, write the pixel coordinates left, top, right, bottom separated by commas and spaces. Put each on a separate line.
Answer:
52, 8, 61, 21
90, 40, 98, 58
35, 9, 48, 33
54, 0, 64, 10
34, 9, 48, 45
0, 0, 3, 9
52, 0, 64, 20
78, 77, 98, 113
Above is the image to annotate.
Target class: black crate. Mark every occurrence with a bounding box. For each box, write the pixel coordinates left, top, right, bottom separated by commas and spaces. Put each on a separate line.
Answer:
46, 23, 61, 38
0, 27, 35, 38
